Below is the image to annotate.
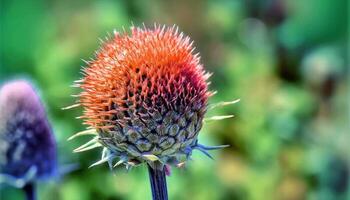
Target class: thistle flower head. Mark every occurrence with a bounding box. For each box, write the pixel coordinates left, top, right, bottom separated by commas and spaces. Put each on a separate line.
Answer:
70, 25, 234, 170
0, 80, 57, 187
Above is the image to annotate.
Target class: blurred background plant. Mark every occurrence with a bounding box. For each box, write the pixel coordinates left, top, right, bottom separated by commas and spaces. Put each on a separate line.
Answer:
0, 0, 348, 199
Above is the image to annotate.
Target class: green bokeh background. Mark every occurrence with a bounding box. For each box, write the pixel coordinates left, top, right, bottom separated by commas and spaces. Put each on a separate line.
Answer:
0, 0, 348, 199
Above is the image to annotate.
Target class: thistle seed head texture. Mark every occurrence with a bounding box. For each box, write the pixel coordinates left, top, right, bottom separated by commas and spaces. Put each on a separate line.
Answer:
70, 25, 230, 170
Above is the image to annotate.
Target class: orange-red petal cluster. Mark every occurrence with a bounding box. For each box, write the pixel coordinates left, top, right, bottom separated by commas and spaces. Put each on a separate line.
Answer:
79, 25, 210, 132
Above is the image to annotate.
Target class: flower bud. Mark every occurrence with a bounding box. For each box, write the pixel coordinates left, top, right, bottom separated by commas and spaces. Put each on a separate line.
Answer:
0, 80, 57, 187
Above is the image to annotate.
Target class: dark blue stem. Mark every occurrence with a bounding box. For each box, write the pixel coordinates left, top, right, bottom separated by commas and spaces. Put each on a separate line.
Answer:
148, 164, 168, 200
23, 183, 36, 200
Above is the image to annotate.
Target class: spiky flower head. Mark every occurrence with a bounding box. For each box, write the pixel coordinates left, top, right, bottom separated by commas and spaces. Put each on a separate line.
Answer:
69, 25, 235, 170
0, 80, 57, 187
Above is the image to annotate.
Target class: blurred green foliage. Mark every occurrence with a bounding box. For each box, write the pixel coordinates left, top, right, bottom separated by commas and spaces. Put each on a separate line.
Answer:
0, 0, 348, 199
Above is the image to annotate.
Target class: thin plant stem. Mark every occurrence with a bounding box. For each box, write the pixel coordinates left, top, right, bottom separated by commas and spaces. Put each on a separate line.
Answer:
23, 182, 36, 200
147, 164, 168, 200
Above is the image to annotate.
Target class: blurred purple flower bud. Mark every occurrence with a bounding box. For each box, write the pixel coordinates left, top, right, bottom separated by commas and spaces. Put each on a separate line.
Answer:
0, 80, 57, 187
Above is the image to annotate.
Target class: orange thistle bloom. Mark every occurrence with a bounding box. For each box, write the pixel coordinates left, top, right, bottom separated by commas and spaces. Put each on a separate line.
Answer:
68, 25, 236, 172
81, 25, 210, 133
67, 24, 240, 200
